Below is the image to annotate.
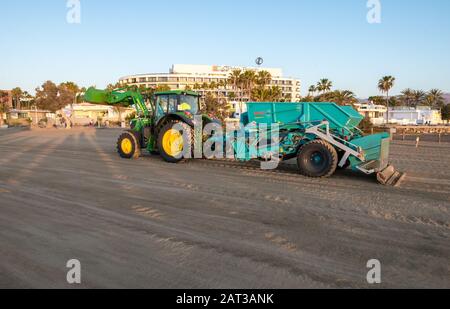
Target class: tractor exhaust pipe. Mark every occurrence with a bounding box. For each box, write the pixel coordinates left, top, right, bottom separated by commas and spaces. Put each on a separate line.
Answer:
377, 165, 405, 186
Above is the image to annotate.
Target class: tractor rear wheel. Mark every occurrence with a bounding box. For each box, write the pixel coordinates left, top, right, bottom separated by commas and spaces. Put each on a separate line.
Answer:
157, 121, 193, 163
117, 131, 141, 159
297, 140, 338, 178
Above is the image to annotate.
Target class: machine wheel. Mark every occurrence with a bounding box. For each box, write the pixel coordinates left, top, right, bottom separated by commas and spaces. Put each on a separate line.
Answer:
117, 131, 141, 159
157, 121, 193, 163
297, 140, 338, 178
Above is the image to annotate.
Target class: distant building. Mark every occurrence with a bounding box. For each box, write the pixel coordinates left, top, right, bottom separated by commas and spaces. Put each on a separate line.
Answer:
354, 102, 387, 125
388, 106, 443, 125
65, 103, 135, 125
5, 109, 54, 126
354, 103, 443, 126
119, 64, 301, 102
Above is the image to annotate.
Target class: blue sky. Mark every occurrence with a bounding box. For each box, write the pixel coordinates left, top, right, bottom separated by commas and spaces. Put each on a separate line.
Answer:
1, 0, 449, 97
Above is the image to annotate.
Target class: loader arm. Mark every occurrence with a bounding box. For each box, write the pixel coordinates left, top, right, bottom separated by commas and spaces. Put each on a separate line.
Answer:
84, 87, 150, 117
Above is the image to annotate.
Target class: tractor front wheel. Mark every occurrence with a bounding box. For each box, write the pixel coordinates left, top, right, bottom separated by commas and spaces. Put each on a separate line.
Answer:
297, 140, 338, 178
117, 131, 141, 159
157, 121, 193, 163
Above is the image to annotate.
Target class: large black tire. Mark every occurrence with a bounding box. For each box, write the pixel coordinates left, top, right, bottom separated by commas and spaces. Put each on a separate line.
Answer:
157, 121, 193, 163
297, 140, 338, 178
117, 131, 141, 159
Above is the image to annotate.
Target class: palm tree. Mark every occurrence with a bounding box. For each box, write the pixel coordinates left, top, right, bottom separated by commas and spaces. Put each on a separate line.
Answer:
201, 82, 210, 90
209, 81, 221, 98
241, 70, 257, 101
412, 90, 426, 107
228, 92, 237, 101
228, 69, 242, 101
20, 91, 34, 109
331, 90, 357, 106
426, 89, 445, 108
316, 79, 332, 94
209, 81, 218, 91
269, 86, 283, 102
252, 86, 283, 102
308, 85, 317, 97
11, 87, 23, 110
400, 88, 414, 107
378, 76, 396, 123
256, 70, 272, 88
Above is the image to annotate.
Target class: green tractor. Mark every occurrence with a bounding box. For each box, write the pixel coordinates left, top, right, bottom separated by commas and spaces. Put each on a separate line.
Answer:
84, 87, 213, 162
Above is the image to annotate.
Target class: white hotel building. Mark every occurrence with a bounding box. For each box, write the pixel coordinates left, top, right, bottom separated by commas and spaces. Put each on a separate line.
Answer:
119, 64, 301, 101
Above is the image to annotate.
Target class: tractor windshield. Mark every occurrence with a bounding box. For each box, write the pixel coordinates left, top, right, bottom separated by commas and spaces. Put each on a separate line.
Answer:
179, 95, 199, 115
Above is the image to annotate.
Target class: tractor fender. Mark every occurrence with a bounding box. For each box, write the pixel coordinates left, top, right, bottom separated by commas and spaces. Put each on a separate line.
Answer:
202, 115, 222, 127
155, 114, 195, 136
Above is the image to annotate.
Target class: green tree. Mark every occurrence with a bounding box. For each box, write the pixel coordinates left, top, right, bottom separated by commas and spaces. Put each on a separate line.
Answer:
251, 86, 283, 102
299, 95, 315, 102
256, 70, 272, 87
208, 81, 218, 97
61, 81, 80, 94
317, 79, 333, 94
378, 76, 396, 123
441, 104, 450, 123
425, 89, 445, 108
227, 92, 237, 102
155, 84, 171, 92
328, 90, 357, 106
106, 83, 121, 91
241, 70, 257, 101
35, 81, 60, 112
60, 82, 81, 112
35, 81, 75, 112
201, 82, 210, 90
0, 90, 10, 126
11, 87, 23, 110
228, 69, 242, 101
201, 92, 231, 122
308, 85, 317, 97
412, 90, 426, 107
358, 115, 374, 132
400, 88, 414, 107
368, 96, 386, 106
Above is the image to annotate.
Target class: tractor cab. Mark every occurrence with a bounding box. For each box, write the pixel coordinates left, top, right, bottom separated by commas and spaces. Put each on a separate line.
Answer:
153, 90, 201, 119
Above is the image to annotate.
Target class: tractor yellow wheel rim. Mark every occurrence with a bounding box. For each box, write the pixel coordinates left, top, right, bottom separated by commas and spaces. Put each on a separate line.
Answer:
162, 129, 183, 157
121, 138, 133, 155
